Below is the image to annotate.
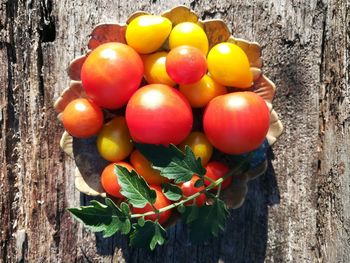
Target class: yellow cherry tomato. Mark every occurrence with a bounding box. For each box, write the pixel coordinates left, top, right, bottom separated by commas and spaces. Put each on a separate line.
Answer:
169, 22, 209, 55
142, 52, 176, 86
130, 150, 169, 185
97, 117, 133, 162
179, 132, 213, 166
207, 42, 253, 88
126, 15, 172, 54
179, 74, 227, 108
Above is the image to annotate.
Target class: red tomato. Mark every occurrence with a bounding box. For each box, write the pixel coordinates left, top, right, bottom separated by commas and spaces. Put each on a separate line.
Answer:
166, 45, 207, 84
203, 92, 270, 154
204, 162, 232, 190
132, 185, 172, 225
126, 84, 193, 145
100, 162, 134, 198
62, 98, 103, 138
179, 175, 206, 206
81, 42, 144, 109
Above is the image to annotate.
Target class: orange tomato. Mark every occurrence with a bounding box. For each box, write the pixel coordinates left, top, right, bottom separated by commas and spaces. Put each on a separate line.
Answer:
101, 162, 134, 198
130, 150, 169, 185
179, 74, 227, 108
62, 98, 103, 138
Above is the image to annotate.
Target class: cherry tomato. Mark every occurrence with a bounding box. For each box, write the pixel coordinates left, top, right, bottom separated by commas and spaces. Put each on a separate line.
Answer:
81, 42, 144, 109
169, 22, 209, 55
166, 45, 207, 84
203, 92, 270, 154
101, 162, 134, 198
179, 132, 213, 166
207, 42, 252, 88
126, 15, 172, 54
130, 150, 170, 185
126, 84, 193, 145
204, 162, 232, 190
132, 185, 172, 225
142, 52, 176, 86
61, 98, 103, 138
179, 175, 206, 206
179, 74, 227, 108
97, 117, 134, 162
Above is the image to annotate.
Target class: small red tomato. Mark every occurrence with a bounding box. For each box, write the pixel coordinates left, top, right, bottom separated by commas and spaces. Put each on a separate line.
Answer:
179, 175, 206, 206
166, 45, 207, 84
81, 42, 144, 109
132, 185, 172, 225
203, 92, 270, 154
61, 98, 103, 138
101, 162, 134, 198
126, 84, 193, 145
204, 162, 232, 190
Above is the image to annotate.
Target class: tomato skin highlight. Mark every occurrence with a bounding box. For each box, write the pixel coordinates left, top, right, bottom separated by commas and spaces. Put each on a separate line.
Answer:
204, 162, 232, 190
126, 84, 193, 145
81, 42, 144, 109
179, 175, 206, 206
203, 92, 270, 154
130, 150, 169, 185
166, 45, 207, 85
62, 98, 103, 138
101, 162, 134, 198
97, 117, 134, 162
132, 185, 172, 225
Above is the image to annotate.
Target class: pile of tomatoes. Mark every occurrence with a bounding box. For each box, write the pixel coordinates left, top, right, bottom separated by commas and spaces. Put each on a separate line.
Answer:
61, 15, 270, 225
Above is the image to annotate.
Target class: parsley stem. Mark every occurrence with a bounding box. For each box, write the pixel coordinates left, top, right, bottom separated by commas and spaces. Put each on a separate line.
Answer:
131, 154, 252, 219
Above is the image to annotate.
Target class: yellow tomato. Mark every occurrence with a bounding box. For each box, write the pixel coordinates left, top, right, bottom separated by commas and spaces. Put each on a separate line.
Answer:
142, 52, 176, 86
130, 150, 169, 185
126, 15, 172, 54
169, 22, 209, 55
96, 117, 133, 162
179, 74, 227, 108
207, 42, 253, 88
179, 132, 213, 166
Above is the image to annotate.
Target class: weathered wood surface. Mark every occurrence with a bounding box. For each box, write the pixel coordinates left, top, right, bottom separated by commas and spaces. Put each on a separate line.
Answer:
0, 0, 349, 262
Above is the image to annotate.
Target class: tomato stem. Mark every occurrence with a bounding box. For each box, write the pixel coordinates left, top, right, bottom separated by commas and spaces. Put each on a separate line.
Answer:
130, 154, 252, 219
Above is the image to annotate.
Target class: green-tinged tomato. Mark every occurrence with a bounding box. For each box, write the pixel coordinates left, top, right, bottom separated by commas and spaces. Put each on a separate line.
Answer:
97, 117, 134, 162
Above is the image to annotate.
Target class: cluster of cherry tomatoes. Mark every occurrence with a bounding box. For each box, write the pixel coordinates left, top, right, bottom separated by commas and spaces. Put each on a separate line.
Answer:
61, 15, 270, 225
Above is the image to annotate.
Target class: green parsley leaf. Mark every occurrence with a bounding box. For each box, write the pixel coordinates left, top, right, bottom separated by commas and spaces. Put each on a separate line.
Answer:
115, 164, 156, 208
67, 198, 131, 237
183, 198, 230, 244
130, 221, 167, 250
135, 143, 206, 183
162, 183, 183, 201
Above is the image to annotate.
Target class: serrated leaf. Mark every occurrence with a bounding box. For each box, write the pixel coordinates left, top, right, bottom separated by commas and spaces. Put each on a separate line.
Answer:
120, 202, 130, 215
138, 217, 145, 227
162, 183, 182, 201
135, 143, 206, 183
130, 221, 167, 250
68, 198, 131, 237
183, 198, 230, 244
115, 165, 156, 208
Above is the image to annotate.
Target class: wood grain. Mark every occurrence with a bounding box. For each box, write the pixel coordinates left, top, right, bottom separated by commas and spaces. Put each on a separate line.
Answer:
0, 0, 349, 262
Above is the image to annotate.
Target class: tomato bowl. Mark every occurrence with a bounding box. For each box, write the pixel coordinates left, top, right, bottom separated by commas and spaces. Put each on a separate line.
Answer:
54, 6, 283, 220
